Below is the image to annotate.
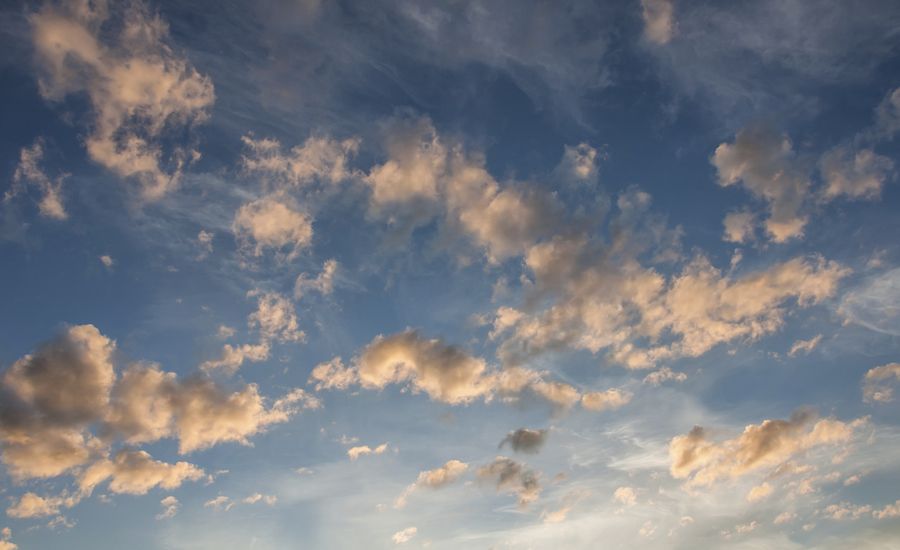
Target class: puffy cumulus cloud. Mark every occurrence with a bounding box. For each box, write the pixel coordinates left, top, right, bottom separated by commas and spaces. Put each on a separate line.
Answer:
747, 482, 774, 503
862, 362, 900, 403
788, 335, 823, 357
3, 324, 114, 426
347, 443, 388, 461
200, 342, 270, 374
294, 259, 338, 300
493, 206, 847, 369
394, 459, 469, 508
642, 367, 687, 386
203, 495, 233, 512
821, 502, 872, 521
78, 450, 204, 496
247, 290, 305, 344
156, 496, 179, 520
477, 457, 542, 508
6, 139, 67, 220
820, 146, 894, 200
499, 429, 548, 454
669, 410, 868, 487
365, 115, 561, 261
580, 389, 632, 412
6, 492, 65, 519
613, 486, 637, 506
233, 196, 313, 260
722, 210, 756, 244
241, 134, 360, 188
355, 330, 493, 404
29, 0, 214, 200
640, 0, 675, 44
712, 127, 810, 242
391, 526, 417, 545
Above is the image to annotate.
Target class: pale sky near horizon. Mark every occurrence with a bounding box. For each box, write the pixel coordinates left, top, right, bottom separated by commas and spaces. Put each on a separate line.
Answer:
1, 0, 900, 548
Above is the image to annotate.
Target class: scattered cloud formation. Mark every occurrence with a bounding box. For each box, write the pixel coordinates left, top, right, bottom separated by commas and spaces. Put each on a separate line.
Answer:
30, 0, 214, 199
295, 259, 338, 300
613, 486, 637, 506
642, 367, 687, 386
789, 335, 823, 357
241, 134, 360, 188
243, 493, 277, 506
669, 410, 868, 487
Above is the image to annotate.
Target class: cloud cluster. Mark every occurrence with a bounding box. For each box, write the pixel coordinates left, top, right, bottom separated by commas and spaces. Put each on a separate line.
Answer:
640, 0, 675, 45
30, 0, 215, 199
0, 325, 317, 517
232, 196, 313, 261
669, 410, 868, 487
241, 135, 360, 189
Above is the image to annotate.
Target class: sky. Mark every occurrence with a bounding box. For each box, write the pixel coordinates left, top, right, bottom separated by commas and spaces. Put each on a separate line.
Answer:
0, 0, 899, 548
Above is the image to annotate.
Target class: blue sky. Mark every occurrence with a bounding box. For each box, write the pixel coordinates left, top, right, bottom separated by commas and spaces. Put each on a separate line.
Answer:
1, 0, 899, 548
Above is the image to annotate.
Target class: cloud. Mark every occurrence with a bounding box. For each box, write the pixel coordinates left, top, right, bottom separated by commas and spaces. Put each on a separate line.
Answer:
6, 492, 64, 519
0, 527, 15, 550
875, 87, 900, 138
712, 127, 810, 242
541, 489, 589, 524
580, 389, 632, 412
99, 255, 114, 268
640, 0, 675, 44
196, 230, 214, 260
862, 363, 900, 403
77, 450, 204, 496
840, 268, 900, 336
394, 459, 469, 508
233, 196, 313, 260
200, 343, 270, 374
391, 527, 417, 545
722, 210, 756, 244
355, 330, 494, 404
203, 496, 233, 512
247, 290, 305, 343
788, 335, 823, 357
347, 443, 389, 461
554, 143, 600, 185
241, 134, 360, 188
499, 429, 548, 454
613, 486, 637, 506
873, 500, 900, 519
308, 357, 356, 391
774, 511, 797, 525
29, 0, 214, 199
477, 456, 541, 508
295, 259, 338, 300
156, 496, 179, 520
747, 482, 774, 502
669, 410, 868, 487
6, 139, 67, 220
642, 367, 687, 386
242, 493, 277, 506
819, 146, 894, 200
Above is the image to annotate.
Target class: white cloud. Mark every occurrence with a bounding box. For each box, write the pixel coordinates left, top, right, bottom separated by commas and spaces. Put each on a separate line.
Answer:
722, 210, 756, 244
77, 450, 204, 496
200, 343, 270, 374
581, 389, 632, 412
242, 493, 277, 506
203, 495, 233, 512
642, 367, 687, 386
295, 259, 338, 300
820, 146, 894, 200
99, 255, 114, 268
233, 196, 313, 260
613, 486, 637, 506
241, 134, 359, 188
394, 459, 468, 509
247, 290, 305, 344
788, 335, 823, 357
747, 482, 774, 503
